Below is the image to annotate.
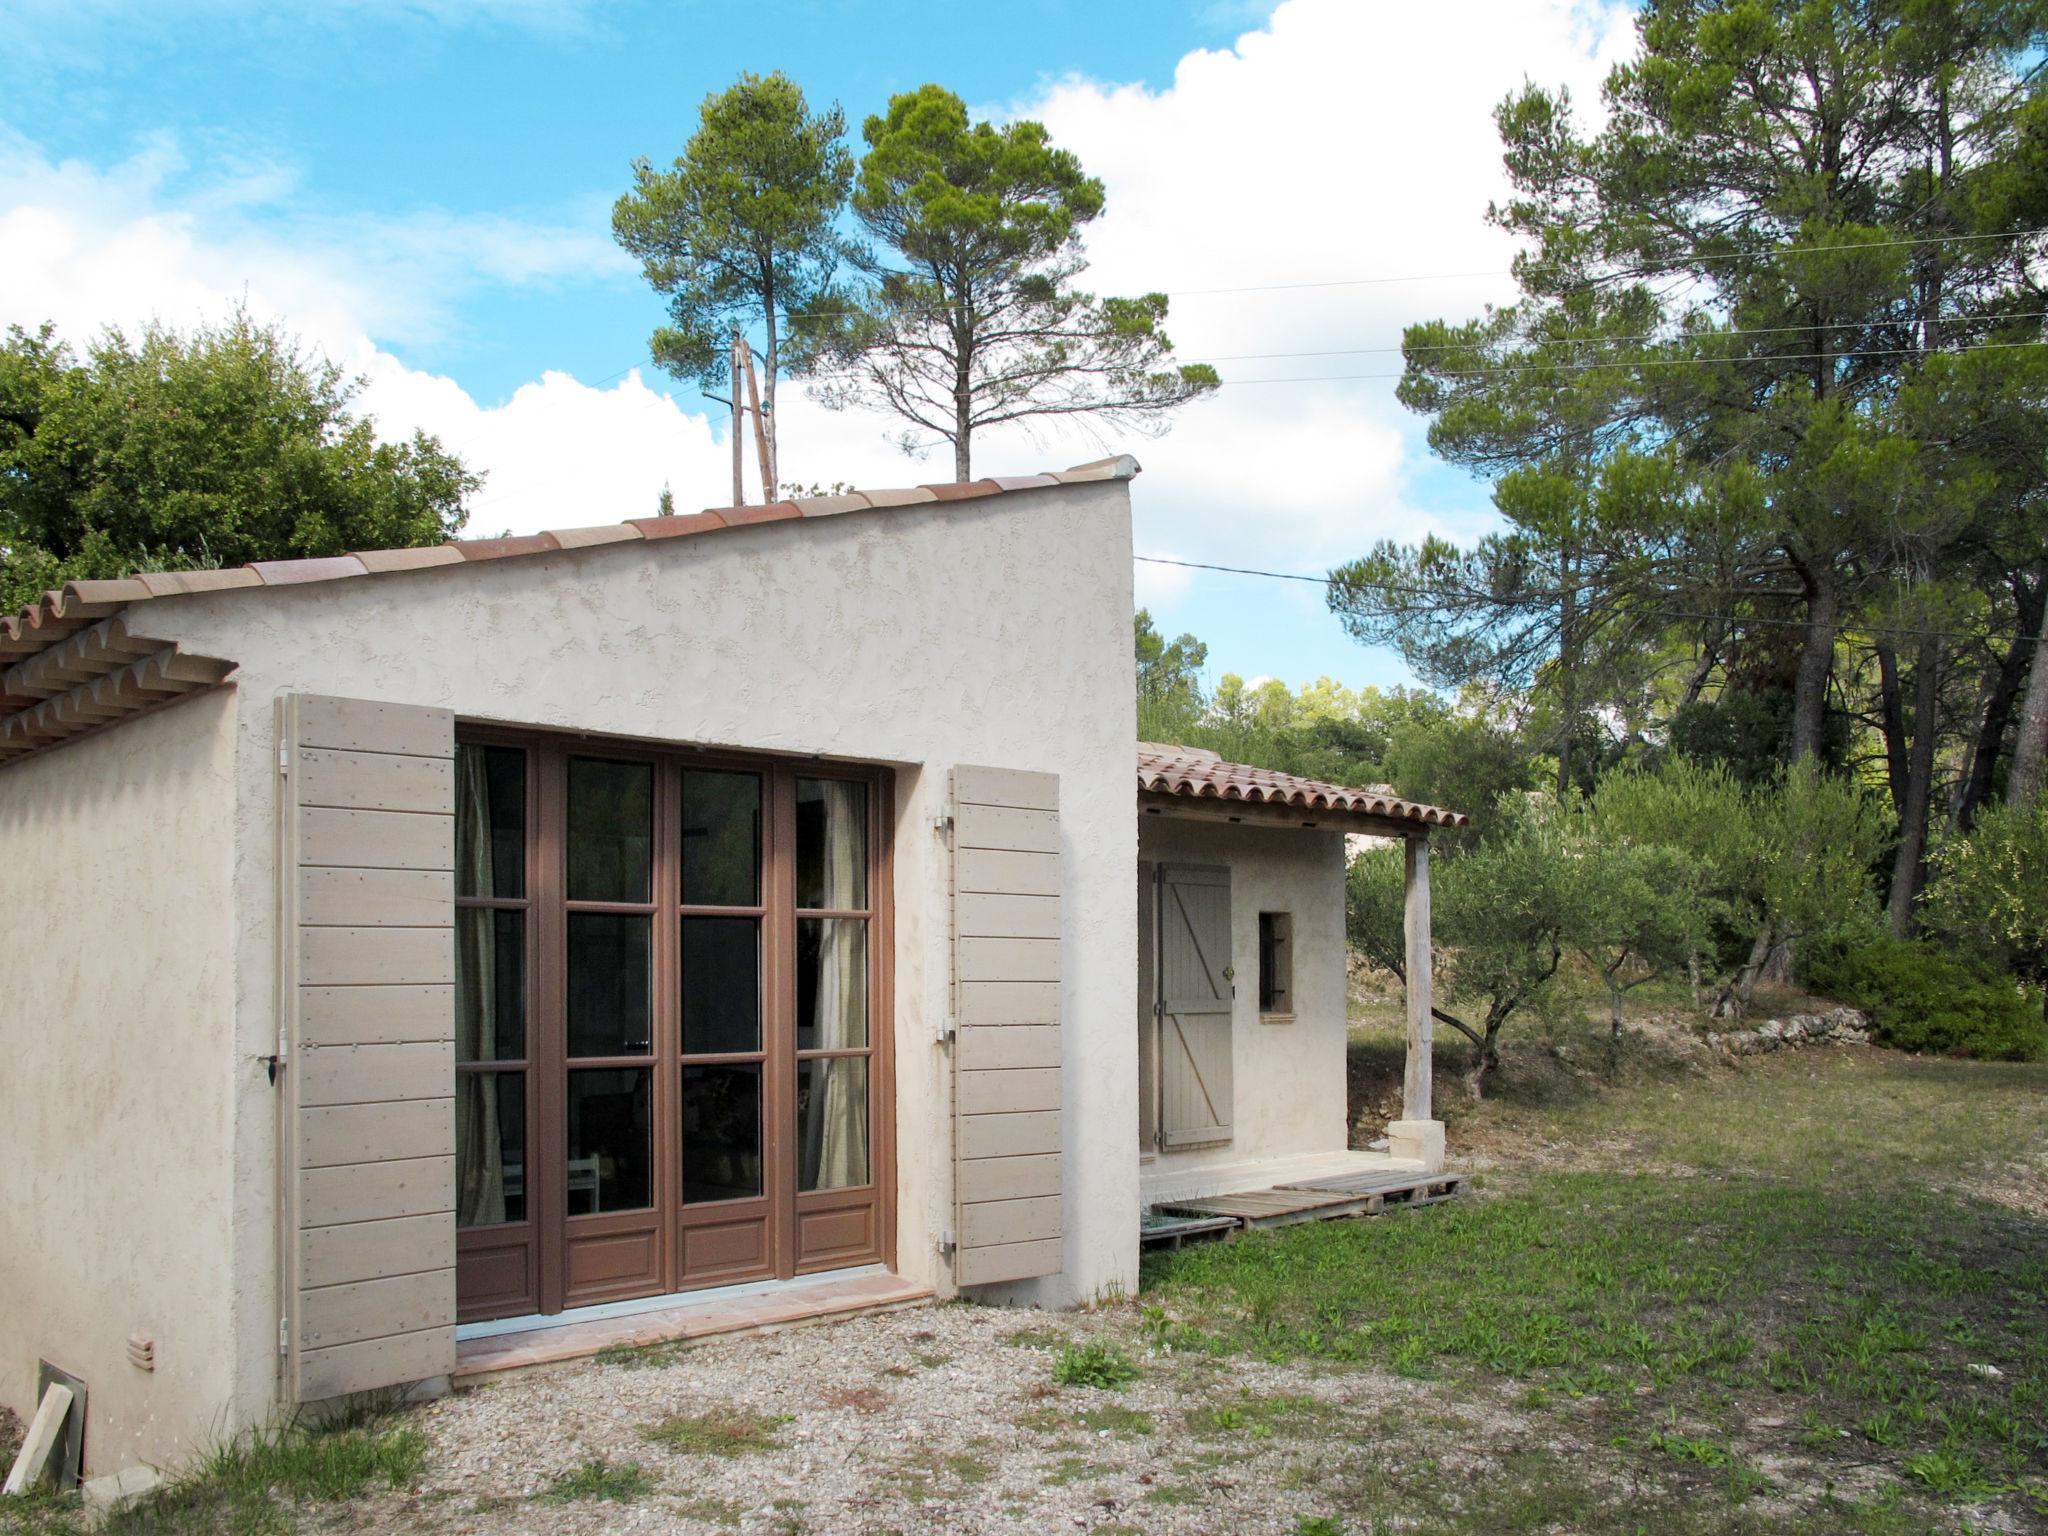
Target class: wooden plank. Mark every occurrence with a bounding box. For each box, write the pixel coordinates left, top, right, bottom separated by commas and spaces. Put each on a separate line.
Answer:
959, 1111, 1059, 1160
296, 696, 453, 759
957, 1024, 1060, 1072
956, 1237, 1063, 1287
300, 1044, 453, 1108
1277, 1170, 1466, 1196
300, 1269, 455, 1351
955, 982, 1059, 1027
957, 1153, 1061, 1204
301, 807, 452, 871
301, 868, 453, 928
955, 891, 1058, 939
300, 985, 454, 1046
957, 936, 1058, 984
301, 1214, 455, 1289
953, 765, 1057, 812
955, 803, 1058, 854
960, 1195, 1061, 1249
301, 1156, 454, 1228
2, 1383, 72, 1495
299, 748, 454, 814
954, 848, 1057, 898
299, 1326, 455, 1402
958, 1067, 1060, 1116
301, 926, 452, 987
301, 1099, 452, 1168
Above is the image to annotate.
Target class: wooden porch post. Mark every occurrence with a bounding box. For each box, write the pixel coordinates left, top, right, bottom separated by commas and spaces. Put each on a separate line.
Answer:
1401, 833, 1433, 1124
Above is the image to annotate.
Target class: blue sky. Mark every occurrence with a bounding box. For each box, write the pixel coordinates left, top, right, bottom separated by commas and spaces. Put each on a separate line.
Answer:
0, 0, 1635, 694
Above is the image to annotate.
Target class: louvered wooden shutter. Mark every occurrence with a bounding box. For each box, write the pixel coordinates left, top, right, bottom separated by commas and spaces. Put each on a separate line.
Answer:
1158, 864, 1233, 1148
950, 766, 1063, 1287
278, 695, 457, 1402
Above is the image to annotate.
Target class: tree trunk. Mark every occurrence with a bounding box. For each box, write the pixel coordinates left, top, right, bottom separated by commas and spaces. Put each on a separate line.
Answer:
1887, 634, 1941, 937
1714, 926, 1773, 1018
1876, 638, 1908, 816
1555, 546, 1578, 797
1790, 573, 1839, 764
2009, 601, 2048, 807
761, 269, 780, 498
1955, 574, 2042, 830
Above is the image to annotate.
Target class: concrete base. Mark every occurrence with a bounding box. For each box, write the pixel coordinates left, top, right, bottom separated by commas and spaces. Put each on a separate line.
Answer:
82, 1463, 161, 1508
1386, 1119, 1446, 1172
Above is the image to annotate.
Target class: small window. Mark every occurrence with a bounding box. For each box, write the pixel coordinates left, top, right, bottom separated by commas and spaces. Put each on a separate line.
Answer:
1258, 912, 1293, 1018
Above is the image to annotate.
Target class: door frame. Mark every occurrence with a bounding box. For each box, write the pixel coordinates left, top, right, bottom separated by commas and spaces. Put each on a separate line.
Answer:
453, 722, 896, 1322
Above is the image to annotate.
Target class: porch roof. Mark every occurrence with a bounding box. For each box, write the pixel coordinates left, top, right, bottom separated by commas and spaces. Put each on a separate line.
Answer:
1136, 742, 1468, 831
0, 456, 1139, 768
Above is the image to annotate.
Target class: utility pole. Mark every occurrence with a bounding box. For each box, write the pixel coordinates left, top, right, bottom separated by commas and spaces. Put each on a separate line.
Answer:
729, 331, 745, 506
738, 338, 774, 500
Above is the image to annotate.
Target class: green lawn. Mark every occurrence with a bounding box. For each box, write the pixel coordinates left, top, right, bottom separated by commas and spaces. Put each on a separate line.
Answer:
1143, 1021, 2048, 1533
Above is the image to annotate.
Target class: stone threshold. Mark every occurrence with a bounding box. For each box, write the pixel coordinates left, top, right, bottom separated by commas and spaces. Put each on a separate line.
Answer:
453, 1269, 933, 1381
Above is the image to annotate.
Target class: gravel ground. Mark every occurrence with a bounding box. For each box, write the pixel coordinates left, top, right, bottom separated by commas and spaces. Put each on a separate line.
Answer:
328, 1300, 1475, 1536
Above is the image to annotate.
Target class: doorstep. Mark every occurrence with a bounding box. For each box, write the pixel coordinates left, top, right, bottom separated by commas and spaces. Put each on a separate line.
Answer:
453, 1269, 933, 1381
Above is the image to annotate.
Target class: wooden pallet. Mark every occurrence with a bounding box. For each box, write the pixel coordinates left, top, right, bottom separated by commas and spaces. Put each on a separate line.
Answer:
1274, 1170, 1466, 1208
1138, 1212, 1241, 1250
1153, 1186, 1393, 1230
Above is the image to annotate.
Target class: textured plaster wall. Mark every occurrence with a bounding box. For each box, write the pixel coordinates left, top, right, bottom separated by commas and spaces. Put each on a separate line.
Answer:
1138, 815, 1351, 1172
139, 481, 1139, 1442
0, 690, 240, 1475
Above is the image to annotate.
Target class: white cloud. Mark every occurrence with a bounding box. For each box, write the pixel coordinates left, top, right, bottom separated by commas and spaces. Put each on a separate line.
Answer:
0, 0, 1639, 570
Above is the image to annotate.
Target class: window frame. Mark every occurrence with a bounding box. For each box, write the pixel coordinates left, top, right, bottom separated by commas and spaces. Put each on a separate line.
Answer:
1257, 909, 1294, 1021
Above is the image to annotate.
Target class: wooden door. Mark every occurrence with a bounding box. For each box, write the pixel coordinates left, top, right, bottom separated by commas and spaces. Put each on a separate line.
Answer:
1156, 864, 1233, 1149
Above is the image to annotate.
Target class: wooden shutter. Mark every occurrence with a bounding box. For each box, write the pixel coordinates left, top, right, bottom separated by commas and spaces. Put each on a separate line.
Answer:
1157, 864, 1233, 1149
278, 694, 457, 1403
950, 766, 1062, 1287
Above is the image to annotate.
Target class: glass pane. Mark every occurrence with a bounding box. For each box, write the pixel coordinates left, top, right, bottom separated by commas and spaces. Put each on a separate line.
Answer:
682, 1063, 763, 1203
567, 1068, 653, 1214
456, 909, 524, 1062
797, 1057, 869, 1191
797, 918, 868, 1051
796, 778, 867, 910
456, 1073, 525, 1226
682, 917, 761, 1054
682, 771, 761, 907
456, 745, 525, 898
568, 758, 652, 902
567, 913, 652, 1057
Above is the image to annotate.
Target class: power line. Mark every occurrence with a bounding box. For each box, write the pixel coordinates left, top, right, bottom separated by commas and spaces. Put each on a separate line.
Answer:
1133, 555, 2046, 646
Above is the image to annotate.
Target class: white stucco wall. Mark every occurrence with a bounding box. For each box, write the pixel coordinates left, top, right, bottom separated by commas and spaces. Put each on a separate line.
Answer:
102, 480, 1140, 1445
1138, 814, 1351, 1175
0, 690, 240, 1476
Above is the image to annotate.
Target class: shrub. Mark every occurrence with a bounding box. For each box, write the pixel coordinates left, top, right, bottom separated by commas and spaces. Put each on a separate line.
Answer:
1808, 937, 2044, 1061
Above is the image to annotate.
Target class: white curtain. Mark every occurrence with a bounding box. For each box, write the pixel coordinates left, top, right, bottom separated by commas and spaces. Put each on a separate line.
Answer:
801, 781, 869, 1189
455, 748, 507, 1227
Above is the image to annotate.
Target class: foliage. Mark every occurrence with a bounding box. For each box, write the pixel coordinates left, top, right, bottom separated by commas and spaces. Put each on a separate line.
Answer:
1920, 793, 2048, 999
638, 1407, 791, 1457
801, 84, 1217, 479
542, 1457, 656, 1504
1050, 1340, 1141, 1390
1134, 609, 1206, 725
612, 71, 854, 491
0, 314, 474, 614
1809, 936, 2043, 1061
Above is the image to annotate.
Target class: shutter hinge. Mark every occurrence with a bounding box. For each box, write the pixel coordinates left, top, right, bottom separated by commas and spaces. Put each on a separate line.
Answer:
936, 1230, 956, 1257
932, 806, 953, 837
264, 1027, 287, 1086
936, 1013, 957, 1046
278, 1315, 290, 1357
278, 742, 289, 776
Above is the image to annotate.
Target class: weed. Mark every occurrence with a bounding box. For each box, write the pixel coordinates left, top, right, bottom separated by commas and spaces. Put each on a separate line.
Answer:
542, 1457, 654, 1504
1052, 1341, 1141, 1389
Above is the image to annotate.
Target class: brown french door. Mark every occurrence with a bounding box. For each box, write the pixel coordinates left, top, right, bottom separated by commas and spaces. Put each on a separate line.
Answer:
454, 731, 891, 1323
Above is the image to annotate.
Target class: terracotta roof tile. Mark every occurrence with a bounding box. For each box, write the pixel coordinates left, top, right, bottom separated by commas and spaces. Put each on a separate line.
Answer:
133, 569, 265, 598
251, 555, 369, 586
794, 493, 872, 517
352, 546, 467, 573
858, 486, 939, 509
1136, 743, 1469, 829
627, 511, 727, 539
548, 523, 646, 550
455, 533, 563, 561
920, 479, 1002, 502
715, 501, 801, 526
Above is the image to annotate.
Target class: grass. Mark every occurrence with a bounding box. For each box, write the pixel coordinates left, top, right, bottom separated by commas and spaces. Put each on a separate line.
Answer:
0, 1413, 425, 1536
540, 1457, 655, 1504
639, 1406, 791, 1458
1142, 1010, 2048, 1532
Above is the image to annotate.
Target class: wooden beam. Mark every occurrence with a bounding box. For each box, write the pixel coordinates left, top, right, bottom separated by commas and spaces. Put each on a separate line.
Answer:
1403, 834, 1433, 1122
1140, 791, 1436, 840
2, 1382, 73, 1496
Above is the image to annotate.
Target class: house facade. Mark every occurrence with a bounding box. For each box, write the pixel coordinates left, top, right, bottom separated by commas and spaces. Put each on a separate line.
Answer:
0, 459, 1456, 1487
